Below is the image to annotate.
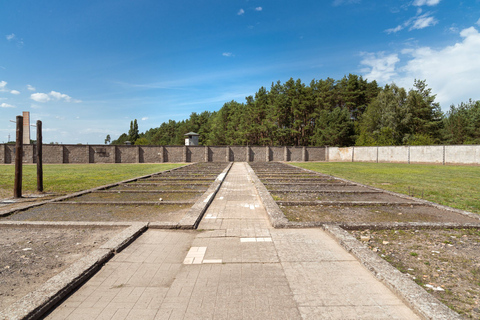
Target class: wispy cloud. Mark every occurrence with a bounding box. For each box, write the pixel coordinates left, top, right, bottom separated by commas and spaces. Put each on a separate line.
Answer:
5, 33, 24, 47
237, 8, 245, 16
141, 117, 148, 121
222, 52, 234, 57
361, 26, 480, 108
255, 7, 263, 11
10, 90, 20, 95
332, 0, 360, 7
1, 102, 16, 108
476, 18, 480, 27
27, 84, 36, 91
412, 0, 440, 6
30, 91, 81, 103
0, 81, 7, 91
386, 12, 437, 33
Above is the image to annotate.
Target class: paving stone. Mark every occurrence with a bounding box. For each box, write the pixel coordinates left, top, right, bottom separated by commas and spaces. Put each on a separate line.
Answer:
44, 162, 420, 320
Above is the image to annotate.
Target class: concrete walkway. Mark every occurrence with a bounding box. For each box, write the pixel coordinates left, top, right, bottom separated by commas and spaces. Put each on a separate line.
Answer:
46, 163, 419, 320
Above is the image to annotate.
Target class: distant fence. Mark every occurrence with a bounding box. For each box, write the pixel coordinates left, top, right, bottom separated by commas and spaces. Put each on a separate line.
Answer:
0, 144, 325, 164
327, 145, 480, 165
1, 144, 479, 165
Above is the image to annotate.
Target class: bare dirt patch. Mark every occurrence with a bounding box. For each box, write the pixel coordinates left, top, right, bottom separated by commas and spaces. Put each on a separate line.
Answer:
350, 228, 480, 319
71, 191, 201, 202
281, 204, 480, 224
0, 226, 122, 310
2, 203, 190, 222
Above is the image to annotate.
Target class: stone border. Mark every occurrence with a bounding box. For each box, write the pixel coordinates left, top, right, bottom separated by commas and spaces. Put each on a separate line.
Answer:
178, 162, 233, 228
0, 223, 148, 320
245, 163, 289, 227
0, 164, 192, 218
322, 224, 463, 320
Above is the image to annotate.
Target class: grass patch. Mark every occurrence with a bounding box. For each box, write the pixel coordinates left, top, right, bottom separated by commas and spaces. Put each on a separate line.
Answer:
0, 163, 182, 196
292, 162, 480, 214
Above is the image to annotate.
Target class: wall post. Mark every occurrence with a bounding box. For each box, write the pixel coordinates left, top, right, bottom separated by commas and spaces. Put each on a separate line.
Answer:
14, 116, 23, 198
302, 146, 306, 162
284, 146, 288, 161
36, 120, 43, 192
183, 146, 187, 162
266, 146, 269, 162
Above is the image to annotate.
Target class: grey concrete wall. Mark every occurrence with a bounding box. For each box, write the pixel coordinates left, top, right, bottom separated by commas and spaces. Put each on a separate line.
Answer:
445, 145, 480, 165
140, 146, 163, 163
378, 146, 409, 163
229, 146, 246, 162
354, 146, 377, 162
410, 146, 444, 164
328, 145, 480, 165
209, 146, 226, 162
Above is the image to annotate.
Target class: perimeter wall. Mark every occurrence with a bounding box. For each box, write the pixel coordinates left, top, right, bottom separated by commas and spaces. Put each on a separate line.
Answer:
327, 145, 480, 165
0, 145, 324, 164
1, 144, 479, 165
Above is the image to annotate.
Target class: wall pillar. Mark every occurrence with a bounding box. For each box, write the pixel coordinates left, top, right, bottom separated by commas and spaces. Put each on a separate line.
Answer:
225, 146, 229, 162
137, 146, 140, 163
87, 145, 92, 163
246, 146, 250, 162
284, 146, 288, 162
302, 146, 306, 162
266, 146, 270, 162
183, 146, 187, 162
205, 146, 209, 162
160, 146, 165, 163
352, 146, 355, 162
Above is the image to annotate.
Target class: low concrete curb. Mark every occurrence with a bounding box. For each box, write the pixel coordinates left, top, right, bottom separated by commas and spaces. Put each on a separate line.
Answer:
178, 162, 233, 229
323, 224, 463, 320
0, 223, 148, 320
0, 164, 191, 218
245, 163, 289, 228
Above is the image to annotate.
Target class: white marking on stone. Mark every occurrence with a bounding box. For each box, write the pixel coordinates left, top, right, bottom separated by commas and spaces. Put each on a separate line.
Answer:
184, 247, 207, 264
216, 172, 226, 181
240, 237, 272, 243
203, 259, 223, 264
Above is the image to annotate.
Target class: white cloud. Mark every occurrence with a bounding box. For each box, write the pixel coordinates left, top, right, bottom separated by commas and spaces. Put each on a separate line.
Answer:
410, 13, 437, 30
27, 84, 36, 91
222, 52, 234, 57
1, 102, 16, 108
476, 18, 480, 27
237, 8, 245, 15
30, 93, 51, 102
386, 12, 437, 33
332, 0, 360, 6
0, 80, 7, 91
49, 90, 73, 102
360, 52, 400, 83
360, 26, 480, 108
141, 117, 148, 121
255, 7, 263, 11
413, 0, 440, 6
6, 34, 15, 41
10, 90, 20, 95
30, 90, 81, 103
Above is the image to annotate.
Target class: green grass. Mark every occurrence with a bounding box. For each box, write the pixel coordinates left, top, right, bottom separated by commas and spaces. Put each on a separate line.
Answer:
291, 162, 480, 214
0, 163, 182, 195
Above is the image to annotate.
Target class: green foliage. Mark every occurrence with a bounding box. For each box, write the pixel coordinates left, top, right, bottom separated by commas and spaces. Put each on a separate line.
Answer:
111, 76, 479, 147
357, 80, 443, 146
442, 99, 480, 145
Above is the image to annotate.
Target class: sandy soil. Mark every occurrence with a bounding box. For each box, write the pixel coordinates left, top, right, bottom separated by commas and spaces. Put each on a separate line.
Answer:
0, 226, 122, 310
351, 228, 480, 319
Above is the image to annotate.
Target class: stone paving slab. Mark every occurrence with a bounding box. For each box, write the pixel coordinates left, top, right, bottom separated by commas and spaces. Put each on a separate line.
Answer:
40, 163, 434, 319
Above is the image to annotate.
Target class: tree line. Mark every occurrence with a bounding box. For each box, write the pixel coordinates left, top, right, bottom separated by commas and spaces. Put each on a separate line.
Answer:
111, 74, 480, 146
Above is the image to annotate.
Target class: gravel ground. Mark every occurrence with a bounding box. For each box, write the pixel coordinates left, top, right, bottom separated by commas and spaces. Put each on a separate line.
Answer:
0, 226, 122, 310
280, 204, 480, 224
2, 203, 190, 222
351, 228, 480, 319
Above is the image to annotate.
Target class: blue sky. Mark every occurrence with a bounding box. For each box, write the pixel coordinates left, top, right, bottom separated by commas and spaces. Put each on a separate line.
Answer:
1, 0, 480, 144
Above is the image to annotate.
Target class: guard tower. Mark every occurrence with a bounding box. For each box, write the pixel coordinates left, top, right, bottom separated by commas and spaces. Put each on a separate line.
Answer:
184, 132, 199, 146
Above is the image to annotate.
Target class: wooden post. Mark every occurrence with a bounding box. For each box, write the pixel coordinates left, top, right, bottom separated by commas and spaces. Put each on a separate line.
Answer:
14, 116, 23, 198
36, 120, 43, 192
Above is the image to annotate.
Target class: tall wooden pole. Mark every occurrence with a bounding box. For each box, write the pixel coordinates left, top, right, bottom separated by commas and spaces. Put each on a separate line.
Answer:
36, 120, 43, 192
14, 115, 23, 198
